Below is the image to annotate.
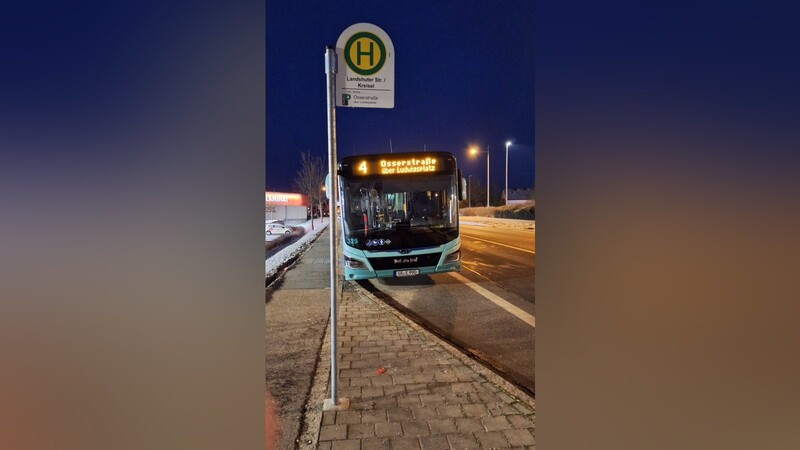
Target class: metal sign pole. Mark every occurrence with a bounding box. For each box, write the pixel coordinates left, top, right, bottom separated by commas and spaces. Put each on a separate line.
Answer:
323, 45, 349, 411
486, 145, 491, 207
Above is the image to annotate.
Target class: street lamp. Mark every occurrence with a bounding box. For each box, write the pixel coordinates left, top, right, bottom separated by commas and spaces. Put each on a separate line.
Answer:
469, 145, 490, 206
505, 140, 512, 206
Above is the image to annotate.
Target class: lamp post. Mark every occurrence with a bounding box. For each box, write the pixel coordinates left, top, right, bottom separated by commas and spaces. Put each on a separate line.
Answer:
505, 141, 512, 206
469, 145, 490, 206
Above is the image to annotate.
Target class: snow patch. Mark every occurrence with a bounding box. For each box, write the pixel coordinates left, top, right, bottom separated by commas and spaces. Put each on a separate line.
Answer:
460, 215, 535, 231
265, 217, 329, 278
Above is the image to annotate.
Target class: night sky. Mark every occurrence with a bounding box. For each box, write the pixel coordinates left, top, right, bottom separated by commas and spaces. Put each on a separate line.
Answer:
266, 1, 535, 193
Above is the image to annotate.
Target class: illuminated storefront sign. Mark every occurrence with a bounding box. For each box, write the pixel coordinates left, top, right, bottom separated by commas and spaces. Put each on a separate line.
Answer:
264, 192, 307, 206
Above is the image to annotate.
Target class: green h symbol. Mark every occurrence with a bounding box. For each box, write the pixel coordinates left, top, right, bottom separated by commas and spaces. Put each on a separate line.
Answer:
356, 40, 375, 66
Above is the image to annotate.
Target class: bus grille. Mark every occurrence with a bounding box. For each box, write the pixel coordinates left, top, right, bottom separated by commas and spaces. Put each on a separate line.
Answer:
368, 252, 442, 270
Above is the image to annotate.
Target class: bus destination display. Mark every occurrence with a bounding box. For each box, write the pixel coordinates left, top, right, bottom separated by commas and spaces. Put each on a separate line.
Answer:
341, 153, 455, 177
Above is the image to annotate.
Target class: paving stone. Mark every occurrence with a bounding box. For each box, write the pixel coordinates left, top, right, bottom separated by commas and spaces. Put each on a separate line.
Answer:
336, 410, 362, 425
371, 376, 394, 387
349, 377, 372, 387
339, 386, 362, 398
496, 392, 516, 404
322, 411, 336, 425
393, 374, 416, 385
373, 396, 398, 409
482, 416, 513, 431
361, 408, 388, 423
390, 437, 422, 450
512, 403, 534, 415
462, 403, 489, 418
347, 422, 375, 439
362, 386, 384, 398
436, 404, 464, 418
319, 425, 347, 441
486, 402, 520, 416
409, 405, 439, 420
506, 415, 534, 429
477, 392, 502, 403
419, 393, 446, 406
429, 384, 452, 395
445, 433, 480, 449
413, 373, 438, 383
502, 429, 535, 446
331, 439, 361, 450
350, 360, 371, 369
435, 371, 460, 383
375, 421, 403, 438
383, 385, 406, 397
474, 431, 510, 449
443, 393, 471, 404
419, 434, 449, 450
466, 393, 484, 404
402, 420, 431, 437
479, 382, 499, 393
455, 417, 485, 433
317, 441, 332, 450
350, 398, 376, 410
450, 382, 476, 393
361, 436, 392, 450
405, 383, 430, 395
427, 418, 457, 435
387, 407, 414, 422
398, 394, 422, 407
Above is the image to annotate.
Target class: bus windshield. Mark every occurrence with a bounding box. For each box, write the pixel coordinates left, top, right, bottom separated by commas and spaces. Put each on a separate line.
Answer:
341, 174, 459, 251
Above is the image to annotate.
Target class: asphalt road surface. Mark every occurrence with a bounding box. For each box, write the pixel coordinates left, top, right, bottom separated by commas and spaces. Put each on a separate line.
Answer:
362, 221, 536, 394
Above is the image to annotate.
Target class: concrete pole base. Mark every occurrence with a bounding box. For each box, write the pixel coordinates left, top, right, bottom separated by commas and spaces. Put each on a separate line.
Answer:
322, 397, 350, 411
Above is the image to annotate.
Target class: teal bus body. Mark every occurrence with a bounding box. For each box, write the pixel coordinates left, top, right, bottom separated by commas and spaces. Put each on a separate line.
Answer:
337, 151, 463, 280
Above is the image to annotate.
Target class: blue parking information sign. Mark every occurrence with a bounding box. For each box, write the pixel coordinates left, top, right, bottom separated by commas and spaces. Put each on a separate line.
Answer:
336, 23, 395, 108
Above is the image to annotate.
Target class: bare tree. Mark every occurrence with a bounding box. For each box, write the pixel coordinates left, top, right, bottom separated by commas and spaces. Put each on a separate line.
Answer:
292, 151, 326, 230
468, 178, 487, 207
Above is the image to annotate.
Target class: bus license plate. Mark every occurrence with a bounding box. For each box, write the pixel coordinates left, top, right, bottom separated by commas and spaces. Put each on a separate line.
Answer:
395, 269, 419, 277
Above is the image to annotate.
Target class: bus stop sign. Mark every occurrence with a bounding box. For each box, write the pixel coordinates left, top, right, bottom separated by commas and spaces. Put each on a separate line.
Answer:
336, 23, 395, 109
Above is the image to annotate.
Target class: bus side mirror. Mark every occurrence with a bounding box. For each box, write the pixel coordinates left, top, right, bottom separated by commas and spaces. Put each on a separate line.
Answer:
457, 170, 467, 201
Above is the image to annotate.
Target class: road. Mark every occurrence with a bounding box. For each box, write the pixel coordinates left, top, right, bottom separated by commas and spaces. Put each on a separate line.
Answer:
360, 220, 536, 394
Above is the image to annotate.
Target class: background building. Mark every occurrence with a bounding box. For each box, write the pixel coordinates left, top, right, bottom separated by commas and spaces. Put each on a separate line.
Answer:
265, 191, 308, 225
502, 188, 535, 205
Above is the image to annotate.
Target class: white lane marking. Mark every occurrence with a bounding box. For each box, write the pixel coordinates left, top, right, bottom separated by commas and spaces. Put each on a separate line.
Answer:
461, 234, 535, 254
448, 271, 535, 328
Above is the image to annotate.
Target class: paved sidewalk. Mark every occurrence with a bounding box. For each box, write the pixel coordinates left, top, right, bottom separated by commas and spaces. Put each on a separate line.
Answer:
312, 281, 536, 449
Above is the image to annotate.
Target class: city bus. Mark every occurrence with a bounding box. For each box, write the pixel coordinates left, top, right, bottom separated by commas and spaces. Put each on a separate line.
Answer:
336, 151, 466, 280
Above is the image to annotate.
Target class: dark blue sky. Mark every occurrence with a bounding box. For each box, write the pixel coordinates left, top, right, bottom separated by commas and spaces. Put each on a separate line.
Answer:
266, 1, 535, 192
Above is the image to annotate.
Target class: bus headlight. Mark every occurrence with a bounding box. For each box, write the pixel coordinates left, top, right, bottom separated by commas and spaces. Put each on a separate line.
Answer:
444, 250, 460, 263
345, 256, 367, 269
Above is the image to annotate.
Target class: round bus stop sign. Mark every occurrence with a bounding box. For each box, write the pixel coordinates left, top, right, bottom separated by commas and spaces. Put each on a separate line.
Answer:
343, 31, 387, 75
336, 23, 395, 109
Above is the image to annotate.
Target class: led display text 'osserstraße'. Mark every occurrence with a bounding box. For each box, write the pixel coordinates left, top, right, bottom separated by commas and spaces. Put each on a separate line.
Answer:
356, 157, 438, 175
380, 157, 437, 174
